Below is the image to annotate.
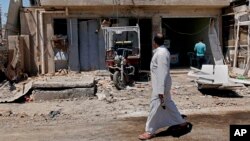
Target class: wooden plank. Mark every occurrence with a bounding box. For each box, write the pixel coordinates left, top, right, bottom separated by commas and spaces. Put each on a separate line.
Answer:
233, 21, 240, 67
244, 24, 250, 76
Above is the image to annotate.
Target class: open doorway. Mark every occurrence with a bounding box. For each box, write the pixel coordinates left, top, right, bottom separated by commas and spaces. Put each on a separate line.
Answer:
53, 19, 68, 71
162, 18, 211, 68
129, 19, 152, 70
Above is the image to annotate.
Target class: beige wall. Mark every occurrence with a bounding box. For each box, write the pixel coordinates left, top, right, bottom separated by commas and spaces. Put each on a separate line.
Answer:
40, 0, 230, 7
21, 5, 224, 74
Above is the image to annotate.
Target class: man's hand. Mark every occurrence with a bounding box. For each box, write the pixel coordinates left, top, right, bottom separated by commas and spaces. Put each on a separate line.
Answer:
159, 94, 165, 109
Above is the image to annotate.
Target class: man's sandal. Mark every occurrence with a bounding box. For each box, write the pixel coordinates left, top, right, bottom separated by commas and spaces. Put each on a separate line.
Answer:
138, 132, 155, 140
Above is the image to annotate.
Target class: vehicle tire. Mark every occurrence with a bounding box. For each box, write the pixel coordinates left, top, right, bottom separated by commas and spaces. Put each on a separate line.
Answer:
110, 74, 113, 81
113, 71, 126, 90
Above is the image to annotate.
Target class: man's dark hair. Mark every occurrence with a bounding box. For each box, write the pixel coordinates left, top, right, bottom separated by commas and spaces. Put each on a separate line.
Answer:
154, 33, 165, 46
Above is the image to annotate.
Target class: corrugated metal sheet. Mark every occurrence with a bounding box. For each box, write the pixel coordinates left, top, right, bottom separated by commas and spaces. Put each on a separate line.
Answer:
79, 20, 105, 71
67, 18, 80, 72
88, 20, 99, 70
98, 27, 106, 70
79, 21, 89, 70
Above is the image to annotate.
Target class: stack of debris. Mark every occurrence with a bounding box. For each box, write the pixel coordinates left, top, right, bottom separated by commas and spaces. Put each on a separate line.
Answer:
0, 74, 96, 103
0, 47, 8, 82
188, 65, 245, 90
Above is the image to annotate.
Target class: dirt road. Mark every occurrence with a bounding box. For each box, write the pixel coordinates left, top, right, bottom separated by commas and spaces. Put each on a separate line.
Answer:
1, 73, 250, 141
1, 110, 250, 141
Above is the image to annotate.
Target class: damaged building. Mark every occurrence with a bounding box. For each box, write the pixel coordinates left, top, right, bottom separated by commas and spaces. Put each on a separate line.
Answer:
6, 0, 234, 76
223, 0, 250, 76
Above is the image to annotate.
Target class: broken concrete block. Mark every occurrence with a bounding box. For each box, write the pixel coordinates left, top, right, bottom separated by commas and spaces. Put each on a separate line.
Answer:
96, 93, 106, 101
31, 88, 95, 101
214, 65, 229, 84
201, 65, 213, 74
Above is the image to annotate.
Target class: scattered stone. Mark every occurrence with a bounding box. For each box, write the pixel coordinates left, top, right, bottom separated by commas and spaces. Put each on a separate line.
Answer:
174, 86, 181, 89
33, 113, 39, 117
19, 112, 28, 118
216, 102, 225, 106
0, 110, 13, 117
48, 110, 61, 118
88, 97, 95, 100
96, 93, 106, 101
106, 97, 116, 104
206, 95, 213, 98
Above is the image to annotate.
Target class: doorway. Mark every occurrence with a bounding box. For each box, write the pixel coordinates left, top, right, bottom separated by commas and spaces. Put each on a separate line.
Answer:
162, 18, 211, 68
53, 19, 68, 71
130, 19, 152, 70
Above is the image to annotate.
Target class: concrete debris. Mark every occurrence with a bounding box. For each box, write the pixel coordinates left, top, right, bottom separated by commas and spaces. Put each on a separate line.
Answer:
188, 65, 244, 90
32, 88, 95, 101
49, 110, 61, 118
55, 69, 68, 76
0, 75, 96, 103
0, 80, 33, 103
0, 110, 13, 117
96, 93, 107, 101
19, 112, 29, 118
33, 75, 94, 88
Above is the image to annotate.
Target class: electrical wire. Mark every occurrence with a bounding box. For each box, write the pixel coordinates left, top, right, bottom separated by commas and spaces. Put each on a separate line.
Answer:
162, 22, 210, 36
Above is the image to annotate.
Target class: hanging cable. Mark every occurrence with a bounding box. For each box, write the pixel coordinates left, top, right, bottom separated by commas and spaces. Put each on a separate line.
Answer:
162, 22, 210, 36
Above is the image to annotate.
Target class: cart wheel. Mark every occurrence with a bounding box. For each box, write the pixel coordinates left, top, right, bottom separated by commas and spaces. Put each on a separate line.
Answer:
110, 74, 113, 81
113, 71, 126, 90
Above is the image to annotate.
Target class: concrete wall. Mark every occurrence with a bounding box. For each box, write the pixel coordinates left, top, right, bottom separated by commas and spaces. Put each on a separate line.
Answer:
20, 4, 225, 74
5, 0, 22, 37
44, 14, 55, 74
40, 0, 230, 7
21, 9, 39, 75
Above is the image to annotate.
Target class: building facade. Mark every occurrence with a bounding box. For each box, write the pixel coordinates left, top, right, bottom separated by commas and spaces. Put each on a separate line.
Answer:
21, 0, 230, 74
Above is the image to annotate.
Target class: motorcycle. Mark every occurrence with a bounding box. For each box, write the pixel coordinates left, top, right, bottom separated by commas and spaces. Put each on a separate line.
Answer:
102, 25, 141, 90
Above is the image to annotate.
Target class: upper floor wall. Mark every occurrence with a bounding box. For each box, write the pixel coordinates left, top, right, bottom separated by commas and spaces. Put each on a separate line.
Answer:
40, 0, 230, 8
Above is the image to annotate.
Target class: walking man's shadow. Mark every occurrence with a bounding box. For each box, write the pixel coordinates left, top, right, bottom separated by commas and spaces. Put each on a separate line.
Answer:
155, 122, 193, 138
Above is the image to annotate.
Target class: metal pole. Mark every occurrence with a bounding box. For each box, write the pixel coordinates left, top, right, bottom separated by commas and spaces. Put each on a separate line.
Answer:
233, 21, 240, 67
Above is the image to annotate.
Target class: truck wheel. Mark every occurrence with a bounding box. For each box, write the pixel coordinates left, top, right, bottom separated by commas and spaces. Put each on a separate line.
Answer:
113, 71, 126, 90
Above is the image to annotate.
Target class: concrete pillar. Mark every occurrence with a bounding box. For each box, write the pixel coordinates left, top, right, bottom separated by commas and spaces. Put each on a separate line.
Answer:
152, 15, 162, 36
44, 14, 55, 74
5, 0, 22, 37
20, 10, 39, 75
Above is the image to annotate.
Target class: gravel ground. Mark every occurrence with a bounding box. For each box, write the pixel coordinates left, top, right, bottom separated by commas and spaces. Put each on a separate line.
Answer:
0, 73, 250, 141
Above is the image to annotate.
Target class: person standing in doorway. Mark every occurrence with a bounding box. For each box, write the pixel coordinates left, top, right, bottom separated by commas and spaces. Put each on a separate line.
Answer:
194, 39, 206, 69
138, 33, 190, 140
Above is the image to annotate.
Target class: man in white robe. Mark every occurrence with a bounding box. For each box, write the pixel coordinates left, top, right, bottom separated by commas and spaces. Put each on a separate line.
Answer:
138, 33, 187, 140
